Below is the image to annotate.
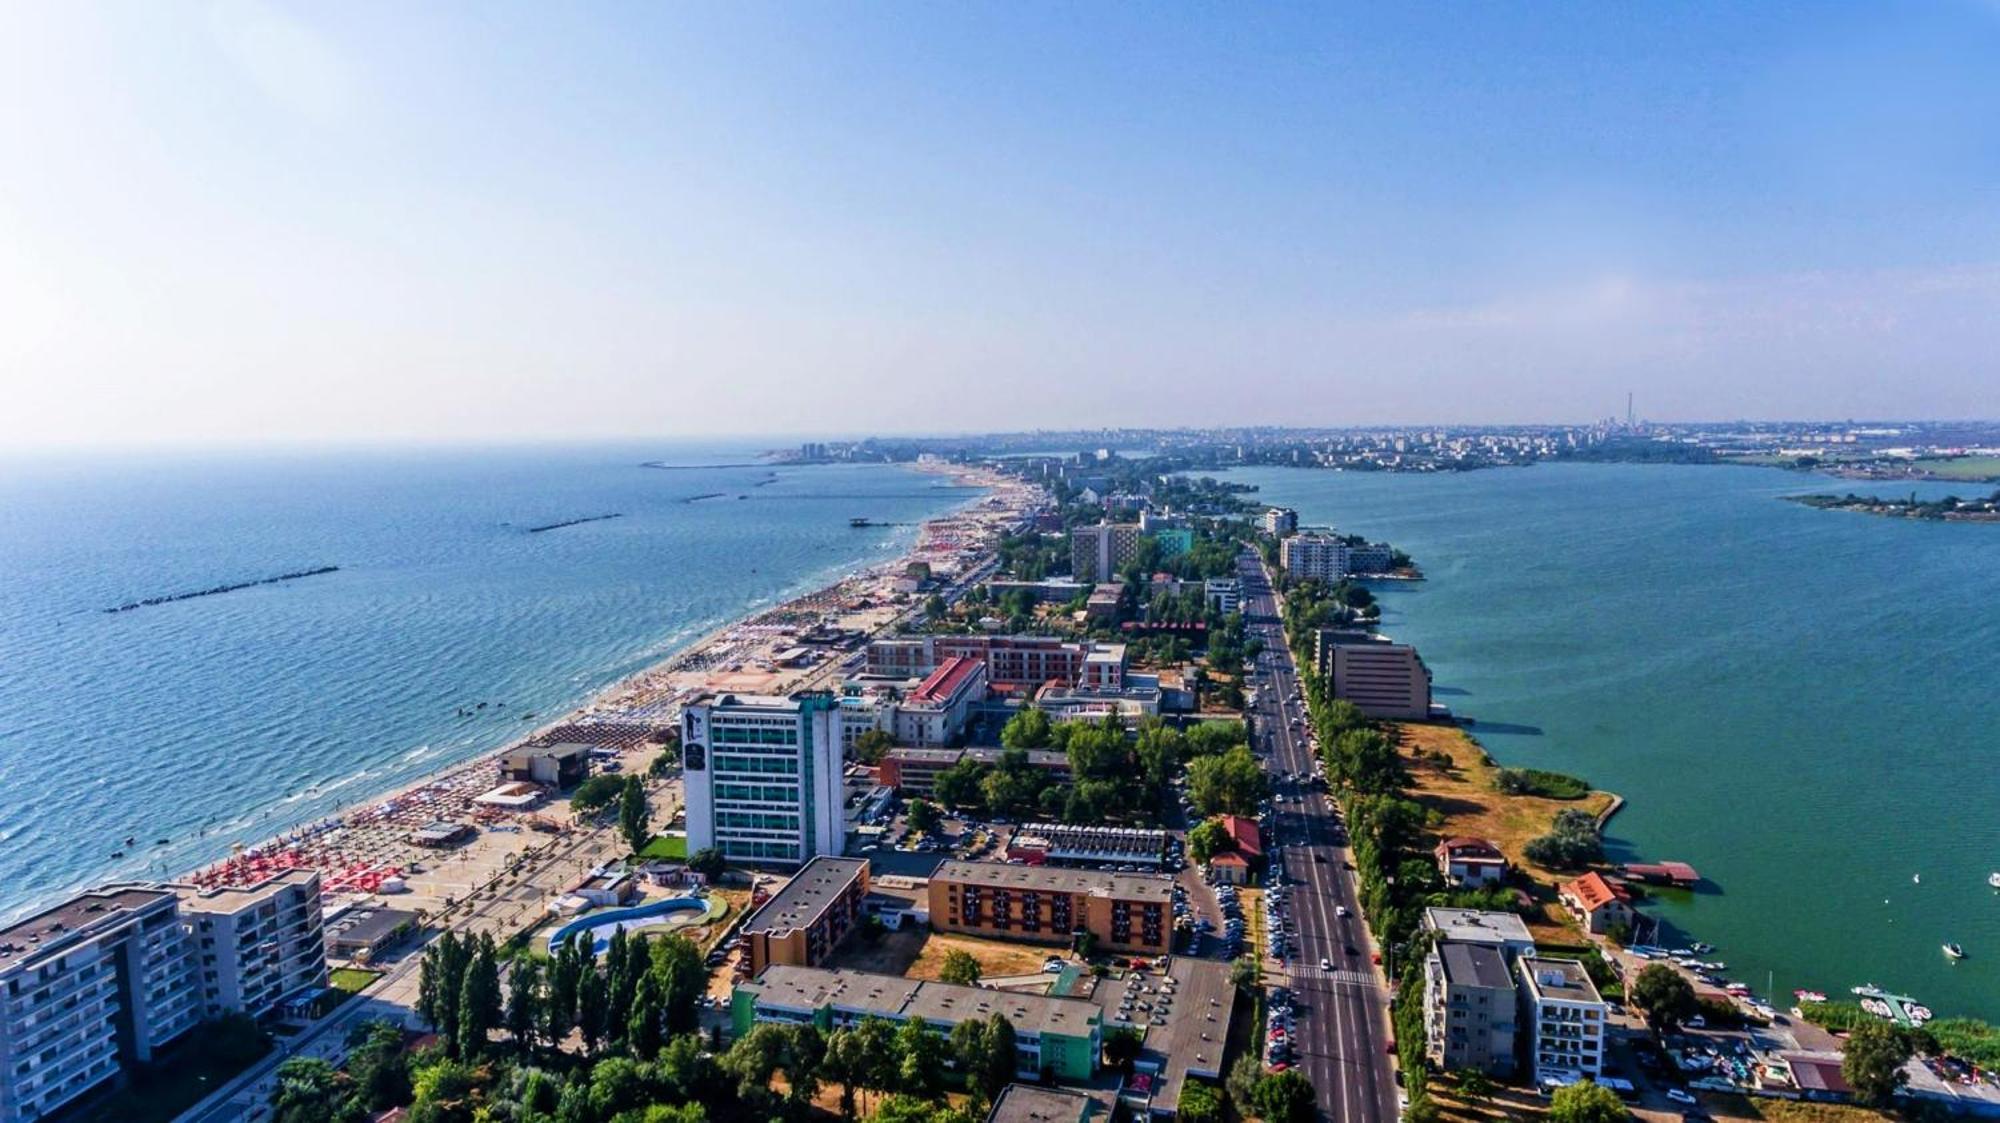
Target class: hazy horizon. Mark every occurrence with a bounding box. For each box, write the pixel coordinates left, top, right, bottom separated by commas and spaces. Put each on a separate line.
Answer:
4, 3, 1997, 448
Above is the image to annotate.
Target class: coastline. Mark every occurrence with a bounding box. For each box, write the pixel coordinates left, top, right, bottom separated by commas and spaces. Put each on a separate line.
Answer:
136, 459, 1033, 913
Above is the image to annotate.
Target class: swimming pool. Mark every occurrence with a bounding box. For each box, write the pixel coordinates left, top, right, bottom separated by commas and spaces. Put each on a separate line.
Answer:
547, 896, 713, 955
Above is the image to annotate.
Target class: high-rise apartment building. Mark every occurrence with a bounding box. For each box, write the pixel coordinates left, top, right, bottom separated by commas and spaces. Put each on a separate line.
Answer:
1068, 523, 1142, 583
173, 870, 328, 1021
1315, 635, 1432, 720
1518, 958, 1608, 1084
1278, 532, 1350, 582
682, 691, 845, 867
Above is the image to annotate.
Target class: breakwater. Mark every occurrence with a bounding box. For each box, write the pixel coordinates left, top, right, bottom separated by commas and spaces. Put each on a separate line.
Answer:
102, 566, 341, 613
525, 514, 622, 533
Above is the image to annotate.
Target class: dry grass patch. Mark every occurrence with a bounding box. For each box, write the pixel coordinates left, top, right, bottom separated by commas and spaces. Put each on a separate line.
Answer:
1697, 1092, 1894, 1123
908, 930, 1056, 981
1388, 721, 1615, 932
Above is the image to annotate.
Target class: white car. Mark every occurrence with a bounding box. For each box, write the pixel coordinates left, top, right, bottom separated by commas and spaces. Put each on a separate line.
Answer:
1336, 905, 1348, 917
1319, 957, 1333, 971
1666, 1089, 1698, 1106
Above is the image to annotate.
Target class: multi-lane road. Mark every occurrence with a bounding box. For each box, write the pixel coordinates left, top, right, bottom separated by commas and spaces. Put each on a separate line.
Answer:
1239, 551, 1400, 1123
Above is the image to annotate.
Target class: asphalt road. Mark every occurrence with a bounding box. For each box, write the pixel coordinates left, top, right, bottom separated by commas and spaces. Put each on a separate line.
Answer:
1239, 551, 1400, 1123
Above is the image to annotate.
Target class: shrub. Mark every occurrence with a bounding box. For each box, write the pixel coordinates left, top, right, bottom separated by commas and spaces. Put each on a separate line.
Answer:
1495, 768, 1590, 800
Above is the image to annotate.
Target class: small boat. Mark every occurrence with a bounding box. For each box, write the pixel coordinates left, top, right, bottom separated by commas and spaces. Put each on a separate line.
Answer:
1987, 872, 2000, 889
1945, 943, 1967, 960
1691, 942, 1716, 954
1914, 873, 1923, 885
1795, 990, 1829, 1003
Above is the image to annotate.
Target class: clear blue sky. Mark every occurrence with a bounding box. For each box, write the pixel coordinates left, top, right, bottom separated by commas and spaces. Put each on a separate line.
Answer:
4, 2, 1997, 445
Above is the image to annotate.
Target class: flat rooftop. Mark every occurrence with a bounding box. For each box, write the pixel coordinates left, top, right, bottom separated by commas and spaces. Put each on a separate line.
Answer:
324, 905, 418, 950
740, 965, 1101, 1038
1076, 956, 1235, 1113
1439, 941, 1513, 990
987, 1085, 1093, 1123
744, 965, 923, 1018
171, 868, 320, 914
933, 860, 1173, 902
883, 747, 964, 764
743, 856, 868, 936
1422, 907, 1532, 948
1521, 957, 1603, 1004
0, 885, 177, 974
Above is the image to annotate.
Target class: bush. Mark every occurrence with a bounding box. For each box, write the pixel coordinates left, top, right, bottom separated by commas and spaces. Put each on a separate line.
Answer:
570, 774, 625, 813
1495, 768, 1590, 800
1524, 808, 1603, 869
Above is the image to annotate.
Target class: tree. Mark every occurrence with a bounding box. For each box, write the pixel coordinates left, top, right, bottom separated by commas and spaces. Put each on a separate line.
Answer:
570, 773, 625, 814
938, 948, 982, 986
895, 1014, 946, 1097
924, 593, 948, 620
577, 967, 609, 1054
1843, 1021, 1919, 1107
1180, 1080, 1224, 1123
619, 775, 651, 853
1628, 963, 1698, 1032
408, 1056, 482, 1123
688, 847, 726, 879
1000, 706, 1053, 749
854, 728, 896, 764
454, 938, 501, 1059
1229, 954, 1260, 991
1546, 1080, 1627, 1123
933, 758, 991, 810
949, 1019, 992, 1106
1227, 1053, 1265, 1108
343, 1021, 411, 1113
1454, 1068, 1495, 1105
270, 1058, 346, 1123
650, 933, 708, 1035
1103, 1026, 1144, 1073
907, 798, 941, 834
627, 969, 665, 1060
1523, 808, 1603, 870
982, 1014, 1018, 1101
1187, 746, 1268, 816
1188, 819, 1230, 865
1250, 1070, 1317, 1123
505, 957, 543, 1052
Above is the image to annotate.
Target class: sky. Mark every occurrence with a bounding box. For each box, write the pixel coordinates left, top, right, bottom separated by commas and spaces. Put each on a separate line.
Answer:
2, 2, 1997, 446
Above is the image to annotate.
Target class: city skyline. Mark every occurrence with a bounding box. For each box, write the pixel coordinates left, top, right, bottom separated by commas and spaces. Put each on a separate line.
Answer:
4, 2, 1997, 448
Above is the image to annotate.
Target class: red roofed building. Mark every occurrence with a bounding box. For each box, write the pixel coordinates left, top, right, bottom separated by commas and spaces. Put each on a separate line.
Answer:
893, 656, 988, 746
1434, 837, 1508, 888
1206, 815, 1265, 885
1560, 872, 1635, 935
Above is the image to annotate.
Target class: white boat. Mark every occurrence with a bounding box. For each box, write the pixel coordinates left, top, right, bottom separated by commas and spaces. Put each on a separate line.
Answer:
1987, 872, 2000, 889
1914, 873, 1922, 885
1945, 943, 1967, 960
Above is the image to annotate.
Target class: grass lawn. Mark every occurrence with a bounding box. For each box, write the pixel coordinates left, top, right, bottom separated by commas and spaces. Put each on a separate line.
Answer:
638, 833, 688, 860
1390, 721, 1616, 932
330, 966, 381, 994
1699, 1091, 1895, 1123
1915, 455, 2000, 482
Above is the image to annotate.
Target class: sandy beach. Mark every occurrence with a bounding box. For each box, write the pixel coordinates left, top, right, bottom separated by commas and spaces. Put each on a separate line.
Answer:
177, 459, 1038, 922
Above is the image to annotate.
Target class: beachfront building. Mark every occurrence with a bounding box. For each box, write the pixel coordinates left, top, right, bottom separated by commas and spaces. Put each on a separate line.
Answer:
863, 635, 1123, 692
929, 860, 1172, 955
0, 887, 202, 1123
172, 869, 328, 1021
1312, 631, 1433, 720
1069, 522, 1143, 583
1518, 957, 1609, 1086
1261, 508, 1298, 537
1423, 940, 1520, 1078
681, 690, 845, 867
1279, 532, 1351, 583
499, 742, 592, 789
1559, 872, 1635, 936
740, 856, 870, 977
732, 965, 1103, 1081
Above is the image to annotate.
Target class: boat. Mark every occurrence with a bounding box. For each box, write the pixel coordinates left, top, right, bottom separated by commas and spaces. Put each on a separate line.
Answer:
1691, 942, 1716, 954
1987, 872, 2000, 889
1795, 990, 1829, 1003
1914, 873, 1923, 885
1945, 943, 1967, 960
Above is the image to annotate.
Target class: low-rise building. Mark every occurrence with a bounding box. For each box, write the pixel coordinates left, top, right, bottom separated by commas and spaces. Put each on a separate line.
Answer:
877, 747, 1071, 797
1202, 578, 1241, 615
929, 861, 1173, 955
1006, 823, 1168, 868
1204, 815, 1264, 885
1424, 941, 1520, 1077
889, 656, 988, 746
323, 904, 419, 964
173, 869, 328, 1021
1559, 872, 1635, 935
1435, 837, 1509, 888
1518, 957, 1608, 1085
864, 636, 1121, 691
1279, 532, 1351, 583
741, 856, 871, 977
987, 1085, 1098, 1123
499, 742, 592, 789
732, 965, 1103, 1080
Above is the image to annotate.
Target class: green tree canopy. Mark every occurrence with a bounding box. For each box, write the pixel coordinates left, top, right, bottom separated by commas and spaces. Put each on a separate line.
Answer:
1546, 1080, 1627, 1123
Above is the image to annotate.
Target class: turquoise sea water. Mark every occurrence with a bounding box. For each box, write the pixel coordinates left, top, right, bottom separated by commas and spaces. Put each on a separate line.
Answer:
0, 443, 975, 921
1227, 463, 2000, 1017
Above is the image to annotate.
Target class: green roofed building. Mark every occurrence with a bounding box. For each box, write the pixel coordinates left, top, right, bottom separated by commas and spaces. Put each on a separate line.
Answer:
733, 965, 1103, 1081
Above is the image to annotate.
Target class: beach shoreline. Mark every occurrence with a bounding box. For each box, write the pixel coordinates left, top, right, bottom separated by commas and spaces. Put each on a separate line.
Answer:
154, 458, 1035, 913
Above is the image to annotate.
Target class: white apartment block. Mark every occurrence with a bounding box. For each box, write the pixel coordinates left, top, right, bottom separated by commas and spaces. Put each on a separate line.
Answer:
1279, 532, 1351, 583
1261, 508, 1298, 537
0, 887, 201, 1123
1203, 578, 1241, 615
1518, 957, 1608, 1085
173, 870, 328, 1021
683, 691, 845, 867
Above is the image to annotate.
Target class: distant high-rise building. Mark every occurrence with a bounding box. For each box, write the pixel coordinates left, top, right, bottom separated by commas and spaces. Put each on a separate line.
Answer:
1068, 522, 1142, 583
1261, 507, 1298, 536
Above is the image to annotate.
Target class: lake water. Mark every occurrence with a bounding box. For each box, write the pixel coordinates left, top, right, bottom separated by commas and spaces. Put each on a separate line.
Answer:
0, 443, 975, 921
1226, 463, 2000, 1017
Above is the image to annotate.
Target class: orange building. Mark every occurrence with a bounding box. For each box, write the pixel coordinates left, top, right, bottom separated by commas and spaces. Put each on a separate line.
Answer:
743, 856, 871, 977
927, 860, 1172, 955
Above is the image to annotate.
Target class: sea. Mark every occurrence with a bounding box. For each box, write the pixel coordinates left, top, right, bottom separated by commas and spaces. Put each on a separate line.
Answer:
1223, 463, 2000, 1018
0, 442, 979, 923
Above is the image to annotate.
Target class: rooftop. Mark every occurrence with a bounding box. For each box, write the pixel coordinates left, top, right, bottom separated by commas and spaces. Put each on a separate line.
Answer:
1421, 907, 1533, 948
1218, 815, 1262, 860
171, 868, 321, 914
1520, 957, 1603, 1005
741, 965, 1101, 1037
1563, 871, 1630, 911
505, 741, 593, 762
0, 885, 178, 975
913, 656, 984, 704
933, 860, 1174, 902
986, 1085, 1093, 1123
323, 904, 418, 950
1438, 941, 1514, 990
743, 856, 868, 936
743, 965, 924, 1018
1083, 956, 1236, 1112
